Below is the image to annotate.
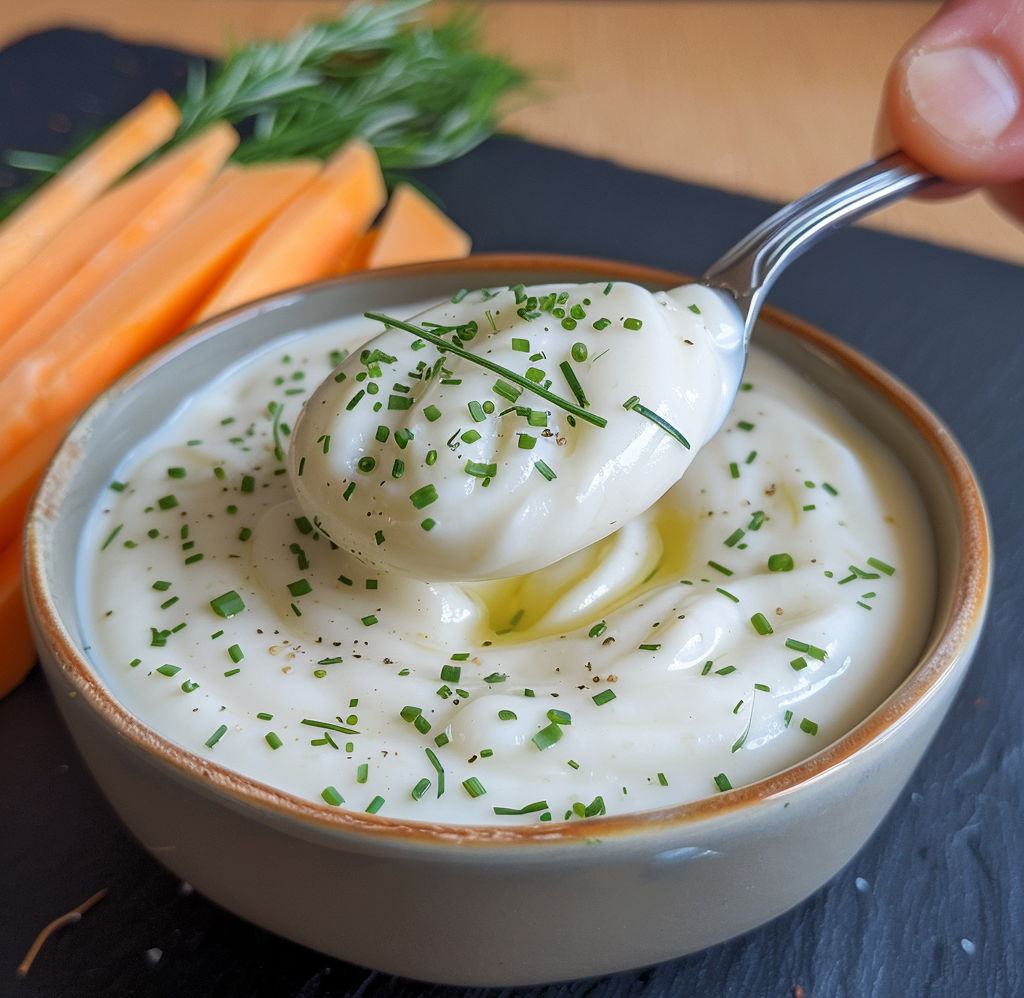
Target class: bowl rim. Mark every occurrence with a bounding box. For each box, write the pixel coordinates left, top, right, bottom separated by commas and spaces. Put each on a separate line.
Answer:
25, 252, 991, 849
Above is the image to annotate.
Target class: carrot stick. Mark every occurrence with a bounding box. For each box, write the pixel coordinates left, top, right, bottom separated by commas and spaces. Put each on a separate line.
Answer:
0, 123, 238, 375
0, 536, 35, 700
0, 161, 319, 468
195, 139, 386, 320
332, 226, 379, 274
365, 182, 471, 270
0, 420, 71, 554
0, 91, 181, 288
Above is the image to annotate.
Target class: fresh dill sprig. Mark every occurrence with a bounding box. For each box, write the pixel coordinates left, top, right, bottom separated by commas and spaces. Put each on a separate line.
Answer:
0, 0, 529, 221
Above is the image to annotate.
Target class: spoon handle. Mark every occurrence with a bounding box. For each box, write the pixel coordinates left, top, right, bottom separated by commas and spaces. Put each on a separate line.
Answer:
701, 151, 938, 344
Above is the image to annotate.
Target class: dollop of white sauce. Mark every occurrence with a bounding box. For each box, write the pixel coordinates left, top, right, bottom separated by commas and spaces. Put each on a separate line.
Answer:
79, 290, 934, 826
289, 283, 744, 581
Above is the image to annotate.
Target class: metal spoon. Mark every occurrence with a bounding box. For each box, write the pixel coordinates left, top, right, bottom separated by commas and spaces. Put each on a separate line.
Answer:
700, 151, 938, 348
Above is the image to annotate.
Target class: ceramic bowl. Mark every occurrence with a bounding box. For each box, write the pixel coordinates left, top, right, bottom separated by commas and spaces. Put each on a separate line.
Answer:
24, 255, 991, 986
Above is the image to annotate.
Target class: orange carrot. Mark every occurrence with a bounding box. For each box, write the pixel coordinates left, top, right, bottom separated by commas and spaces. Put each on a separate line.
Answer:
0, 160, 319, 468
195, 139, 386, 320
0, 91, 181, 288
0, 536, 35, 700
0, 420, 70, 554
366, 182, 471, 270
333, 226, 379, 274
0, 123, 237, 375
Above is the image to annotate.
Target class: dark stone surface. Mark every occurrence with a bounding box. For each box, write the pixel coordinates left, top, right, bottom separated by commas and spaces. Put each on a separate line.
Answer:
2, 27, 1022, 998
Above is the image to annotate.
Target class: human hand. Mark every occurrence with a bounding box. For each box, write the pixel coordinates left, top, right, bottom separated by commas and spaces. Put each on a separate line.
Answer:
881, 0, 1024, 221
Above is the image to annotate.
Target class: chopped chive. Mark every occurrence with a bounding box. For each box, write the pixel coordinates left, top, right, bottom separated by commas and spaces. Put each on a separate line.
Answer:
737, 421, 755, 432
547, 709, 571, 725
265, 732, 282, 750
750, 613, 774, 635
440, 664, 462, 682
790, 657, 808, 671
492, 378, 522, 403
392, 459, 405, 479
714, 773, 732, 792
512, 337, 529, 352
623, 318, 642, 330
724, 528, 745, 547
461, 429, 481, 444
228, 644, 244, 663
622, 397, 690, 448
748, 510, 766, 530
592, 689, 616, 706
346, 390, 365, 410
639, 643, 661, 651
588, 620, 607, 638
746, 450, 757, 464
768, 553, 794, 572
157, 495, 179, 511
517, 433, 536, 449
532, 722, 563, 751
287, 579, 311, 597
388, 395, 413, 410
558, 361, 589, 408
451, 652, 470, 661
867, 557, 896, 576
462, 777, 486, 799
343, 482, 356, 501
321, 786, 344, 806
412, 778, 431, 801
857, 601, 873, 610
534, 459, 556, 481
294, 516, 313, 535
822, 482, 839, 496
357, 456, 376, 474
223, 668, 240, 677
374, 530, 385, 546
421, 518, 436, 531
156, 664, 181, 677
715, 665, 736, 675
800, 718, 819, 736
205, 725, 227, 748
302, 719, 359, 735
657, 772, 668, 786
708, 560, 733, 576
465, 460, 497, 479
701, 661, 713, 675
210, 590, 245, 618
497, 709, 517, 721
592, 318, 611, 330
361, 614, 377, 626
257, 712, 273, 721
483, 672, 506, 683
716, 587, 739, 603
425, 747, 445, 797
493, 800, 549, 816
356, 763, 368, 784
603, 282, 613, 295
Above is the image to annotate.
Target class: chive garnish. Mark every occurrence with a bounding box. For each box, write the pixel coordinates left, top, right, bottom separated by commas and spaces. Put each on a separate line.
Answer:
411, 778, 431, 801
361, 614, 378, 626
302, 719, 359, 735
715, 665, 736, 675
701, 661, 713, 675
588, 620, 607, 638
156, 664, 181, 677
425, 747, 445, 797
158, 495, 179, 510
790, 657, 808, 671
287, 579, 311, 597
623, 318, 642, 330
867, 557, 895, 576
716, 587, 739, 602
321, 786, 344, 806
799, 718, 819, 736
462, 777, 486, 799
534, 460, 557, 481
822, 482, 839, 496
532, 722, 563, 751
493, 800, 549, 816
639, 643, 661, 651
559, 361, 589, 408
713, 773, 732, 792
364, 313, 608, 428
708, 560, 733, 576
205, 725, 227, 748
768, 553, 794, 572
750, 613, 773, 635
210, 590, 245, 618
265, 732, 283, 750
592, 689, 616, 706
724, 529, 745, 547
228, 644, 244, 663
621, 396, 690, 448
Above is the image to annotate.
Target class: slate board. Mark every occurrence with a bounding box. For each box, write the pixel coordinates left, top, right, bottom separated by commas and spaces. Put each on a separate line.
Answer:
2, 27, 1022, 998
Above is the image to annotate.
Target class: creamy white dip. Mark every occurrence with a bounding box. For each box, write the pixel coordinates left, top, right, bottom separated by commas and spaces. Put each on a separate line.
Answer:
79, 283, 934, 825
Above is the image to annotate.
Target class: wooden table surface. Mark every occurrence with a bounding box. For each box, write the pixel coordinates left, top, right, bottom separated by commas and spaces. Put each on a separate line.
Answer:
2, 0, 1022, 266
